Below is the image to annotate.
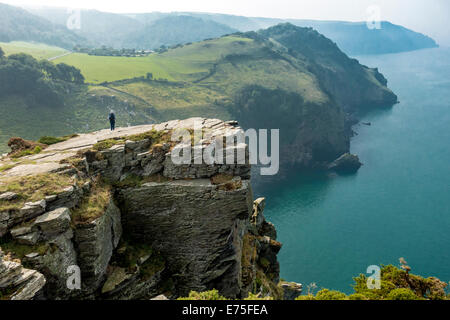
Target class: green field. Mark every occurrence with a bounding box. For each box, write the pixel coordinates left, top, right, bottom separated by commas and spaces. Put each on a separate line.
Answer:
52, 36, 256, 84
0, 41, 68, 60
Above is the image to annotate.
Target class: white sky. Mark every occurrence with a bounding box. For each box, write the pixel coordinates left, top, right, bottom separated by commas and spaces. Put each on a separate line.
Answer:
3, 0, 450, 45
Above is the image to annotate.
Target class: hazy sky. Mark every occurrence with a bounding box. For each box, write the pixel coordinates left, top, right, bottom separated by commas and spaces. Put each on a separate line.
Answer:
4, 0, 450, 45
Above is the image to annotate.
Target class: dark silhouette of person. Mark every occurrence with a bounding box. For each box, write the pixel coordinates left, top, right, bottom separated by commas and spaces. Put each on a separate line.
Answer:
109, 110, 116, 131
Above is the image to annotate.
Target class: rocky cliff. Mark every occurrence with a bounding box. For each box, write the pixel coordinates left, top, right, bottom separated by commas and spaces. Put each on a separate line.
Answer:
0, 118, 284, 300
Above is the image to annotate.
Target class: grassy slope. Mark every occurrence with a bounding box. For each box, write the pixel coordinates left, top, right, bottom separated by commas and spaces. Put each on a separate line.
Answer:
0, 41, 68, 59
0, 36, 329, 153
52, 36, 251, 83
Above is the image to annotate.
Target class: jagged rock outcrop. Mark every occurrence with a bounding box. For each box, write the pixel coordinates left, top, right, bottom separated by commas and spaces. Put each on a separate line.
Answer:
279, 281, 303, 300
0, 118, 281, 300
0, 248, 46, 300
240, 197, 283, 298
74, 200, 122, 294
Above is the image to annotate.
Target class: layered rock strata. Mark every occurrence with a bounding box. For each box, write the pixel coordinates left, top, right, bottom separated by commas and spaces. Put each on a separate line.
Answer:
0, 118, 282, 299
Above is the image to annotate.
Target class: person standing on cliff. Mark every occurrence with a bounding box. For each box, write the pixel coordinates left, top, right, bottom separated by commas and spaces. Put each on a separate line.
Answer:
109, 110, 116, 131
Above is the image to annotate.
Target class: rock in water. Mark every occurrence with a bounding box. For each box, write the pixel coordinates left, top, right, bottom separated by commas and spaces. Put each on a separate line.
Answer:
327, 153, 362, 173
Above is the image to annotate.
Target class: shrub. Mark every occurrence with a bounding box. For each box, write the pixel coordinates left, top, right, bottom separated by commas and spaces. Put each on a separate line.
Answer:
295, 294, 316, 300
348, 293, 368, 300
178, 289, 228, 300
386, 288, 420, 300
38, 136, 67, 145
315, 289, 348, 300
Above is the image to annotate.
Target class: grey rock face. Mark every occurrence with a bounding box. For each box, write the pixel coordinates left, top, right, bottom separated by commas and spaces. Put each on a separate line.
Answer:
117, 179, 254, 298
74, 199, 122, 293
28, 230, 77, 299
15, 200, 46, 223
34, 207, 71, 238
0, 118, 281, 300
0, 249, 46, 300
46, 185, 83, 212
83, 118, 252, 184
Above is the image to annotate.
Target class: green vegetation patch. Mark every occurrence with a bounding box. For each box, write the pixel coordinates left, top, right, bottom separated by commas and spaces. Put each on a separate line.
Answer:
178, 289, 228, 301
0, 238, 49, 261
0, 173, 77, 212
92, 129, 171, 152
0, 164, 16, 172
93, 138, 125, 151
296, 260, 449, 300
38, 134, 79, 145
10, 146, 42, 159
0, 41, 68, 60
71, 179, 111, 225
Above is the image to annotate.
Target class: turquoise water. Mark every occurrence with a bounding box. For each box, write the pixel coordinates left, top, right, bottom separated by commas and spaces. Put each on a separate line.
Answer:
255, 47, 450, 293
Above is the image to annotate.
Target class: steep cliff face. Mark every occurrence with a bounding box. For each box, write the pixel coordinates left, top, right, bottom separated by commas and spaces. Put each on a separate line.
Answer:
0, 118, 281, 300
226, 25, 398, 173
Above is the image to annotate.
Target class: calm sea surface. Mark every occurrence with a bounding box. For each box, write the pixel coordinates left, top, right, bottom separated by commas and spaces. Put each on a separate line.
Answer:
255, 47, 450, 293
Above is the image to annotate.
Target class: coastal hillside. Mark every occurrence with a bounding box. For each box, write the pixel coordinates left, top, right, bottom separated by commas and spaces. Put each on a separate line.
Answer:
0, 24, 397, 170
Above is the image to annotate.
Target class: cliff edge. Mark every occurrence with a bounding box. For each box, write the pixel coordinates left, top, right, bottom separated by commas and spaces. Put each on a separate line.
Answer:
0, 118, 284, 300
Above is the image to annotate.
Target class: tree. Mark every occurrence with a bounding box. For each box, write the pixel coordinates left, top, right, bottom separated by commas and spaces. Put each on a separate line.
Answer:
0, 52, 84, 107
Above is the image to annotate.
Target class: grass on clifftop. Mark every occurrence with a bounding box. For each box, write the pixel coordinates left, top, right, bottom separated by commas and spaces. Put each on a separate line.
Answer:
0, 173, 77, 212
37, 134, 79, 145
92, 129, 171, 152
71, 179, 111, 225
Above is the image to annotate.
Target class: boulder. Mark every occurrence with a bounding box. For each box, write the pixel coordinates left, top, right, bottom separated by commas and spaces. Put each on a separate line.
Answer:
280, 281, 303, 300
0, 192, 18, 201
327, 153, 362, 173
34, 207, 71, 238
0, 249, 46, 300
18, 200, 46, 222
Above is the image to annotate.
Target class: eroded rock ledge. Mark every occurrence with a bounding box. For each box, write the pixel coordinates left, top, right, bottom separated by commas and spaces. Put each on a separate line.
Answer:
0, 118, 285, 300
